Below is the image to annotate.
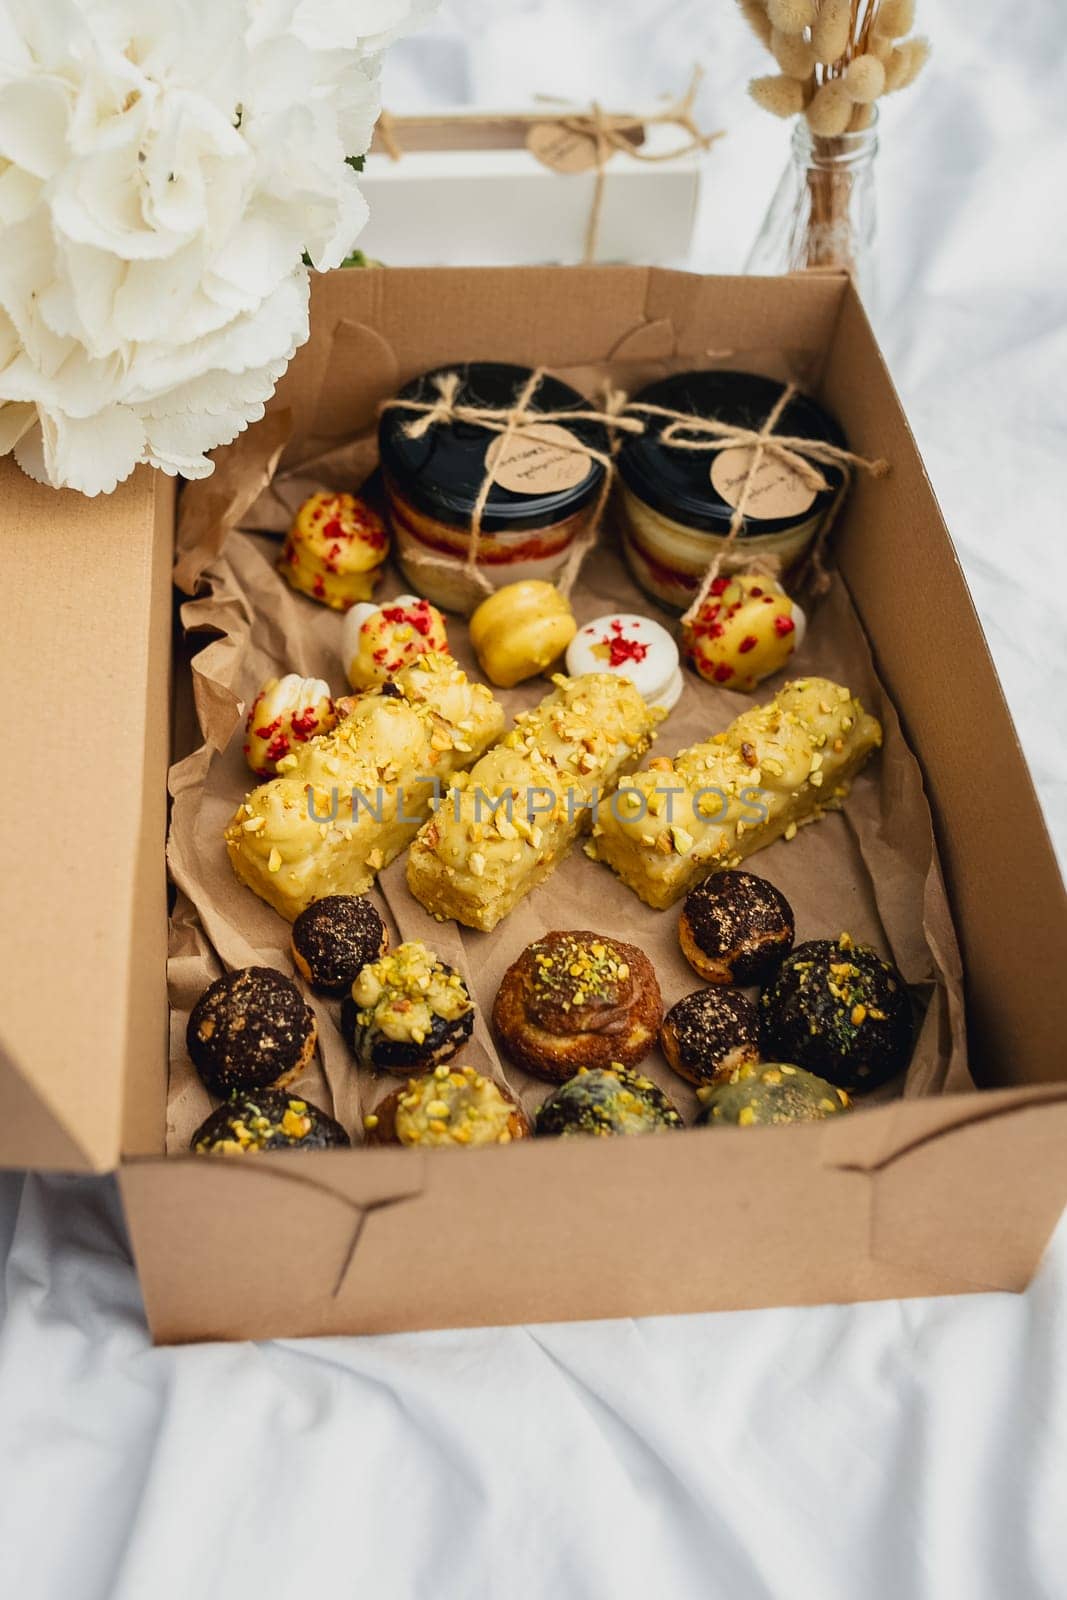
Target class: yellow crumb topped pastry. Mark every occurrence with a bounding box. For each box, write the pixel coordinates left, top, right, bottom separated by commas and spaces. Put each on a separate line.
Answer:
406, 672, 663, 932
342, 593, 450, 690
280, 491, 389, 610
243, 673, 337, 778
364, 1064, 530, 1147
341, 941, 475, 1074
682, 574, 806, 692
588, 677, 882, 909
225, 652, 505, 921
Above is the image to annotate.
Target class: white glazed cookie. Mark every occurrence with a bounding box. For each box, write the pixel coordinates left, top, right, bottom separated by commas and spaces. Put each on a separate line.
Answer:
243, 674, 337, 779
341, 594, 450, 690
566, 613, 683, 711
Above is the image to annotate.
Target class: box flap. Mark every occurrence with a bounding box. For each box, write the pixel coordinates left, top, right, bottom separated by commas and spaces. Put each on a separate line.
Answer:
120, 1087, 1067, 1343
0, 462, 172, 1173
821, 283, 1067, 1087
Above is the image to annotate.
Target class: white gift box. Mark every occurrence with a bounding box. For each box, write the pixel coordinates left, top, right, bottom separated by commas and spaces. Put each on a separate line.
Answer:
357, 98, 717, 268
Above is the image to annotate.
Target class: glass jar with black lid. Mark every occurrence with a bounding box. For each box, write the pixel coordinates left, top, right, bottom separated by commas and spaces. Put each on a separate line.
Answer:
379, 362, 610, 614
617, 370, 847, 611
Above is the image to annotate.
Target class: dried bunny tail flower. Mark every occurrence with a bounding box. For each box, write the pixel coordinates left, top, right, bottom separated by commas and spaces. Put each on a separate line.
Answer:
811, 0, 853, 65
771, 26, 816, 78
877, 0, 917, 38
750, 73, 808, 117
884, 35, 932, 91
766, 0, 816, 38
868, 30, 896, 63
736, 0, 774, 46
805, 78, 854, 135
845, 54, 887, 103
849, 102, 876, 131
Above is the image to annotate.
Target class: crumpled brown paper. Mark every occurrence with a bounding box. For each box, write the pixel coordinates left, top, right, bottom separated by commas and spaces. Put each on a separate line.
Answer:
165, 484, 970, 1153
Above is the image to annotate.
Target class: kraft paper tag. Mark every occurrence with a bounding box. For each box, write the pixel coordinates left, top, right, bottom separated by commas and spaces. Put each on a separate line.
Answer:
711, 445, 819, 520
526, 121, 601, 174
486, 423, 593, 494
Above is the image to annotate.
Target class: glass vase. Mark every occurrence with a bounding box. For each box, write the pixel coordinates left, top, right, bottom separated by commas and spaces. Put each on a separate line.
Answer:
746, 108, 879, 306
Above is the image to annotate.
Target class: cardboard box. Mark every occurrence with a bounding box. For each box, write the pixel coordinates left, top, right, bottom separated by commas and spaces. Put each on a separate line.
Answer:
2, 267, 1066, 1344
357, 105, 707, 266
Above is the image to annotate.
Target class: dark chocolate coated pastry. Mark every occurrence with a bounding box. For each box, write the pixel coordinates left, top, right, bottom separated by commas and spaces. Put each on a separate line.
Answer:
696, 1062, 851, 1127
661, 987, 760, 1087
679, 869, 795, 986
493, 930, 663, 1082
191, 1091, 348, 1154
534, 1064, 683, 1138
291, 894, 388, 995
759, 934, 913, 1092
187, 967, 317, 1097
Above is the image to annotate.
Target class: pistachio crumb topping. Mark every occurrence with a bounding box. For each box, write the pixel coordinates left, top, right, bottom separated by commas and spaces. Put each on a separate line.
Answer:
394, 1065, 516, 1147
350, 941, 472, 1045
530, 934, 631, 1010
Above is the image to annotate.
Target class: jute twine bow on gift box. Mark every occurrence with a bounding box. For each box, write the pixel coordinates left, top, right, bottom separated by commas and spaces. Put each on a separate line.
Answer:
626, 382, 890, 625
379, 367, 641, 606
376, 69, 722, 264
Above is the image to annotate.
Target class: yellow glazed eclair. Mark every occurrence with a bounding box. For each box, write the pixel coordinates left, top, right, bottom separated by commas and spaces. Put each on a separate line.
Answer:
226, 653, 505, 921
588, 677, 882, 909
406, 673, 663, 932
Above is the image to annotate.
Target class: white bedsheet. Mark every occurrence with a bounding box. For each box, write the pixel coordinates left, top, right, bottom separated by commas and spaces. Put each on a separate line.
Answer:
2, 3, 1065, 1596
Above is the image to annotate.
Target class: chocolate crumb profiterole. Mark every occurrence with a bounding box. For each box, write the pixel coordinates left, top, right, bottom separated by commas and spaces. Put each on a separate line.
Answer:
696, 1062, 851, 1128
759, 934, 913, 1093
191, 1091, 349, 1154
290, 895, 388, 996
364, 1064, 530, 1148
535, 1064, 683, 1138
340, 941, 475, 1075
660, 987, 760, 1088
493, 930, 663, 1082
186, 968, 317, 1098
679, 869, 795, 986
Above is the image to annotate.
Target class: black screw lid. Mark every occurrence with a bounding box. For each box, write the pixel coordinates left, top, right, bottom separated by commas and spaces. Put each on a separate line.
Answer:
378, 362, 609, 535
617, 369, 847, 536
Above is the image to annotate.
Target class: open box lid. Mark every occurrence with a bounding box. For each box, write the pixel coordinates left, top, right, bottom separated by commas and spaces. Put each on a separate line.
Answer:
0, 461, 174, 1173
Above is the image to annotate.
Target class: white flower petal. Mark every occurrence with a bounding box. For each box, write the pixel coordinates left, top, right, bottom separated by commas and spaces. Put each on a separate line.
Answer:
0, 400, 37, 454
304, 162, 370, 271
110, 245, 211, 343
0, 0, 437, 494
205, 201, 306, 305
16, 404, 147, 496
0, 79, 72, 179
0, 162, 44, 226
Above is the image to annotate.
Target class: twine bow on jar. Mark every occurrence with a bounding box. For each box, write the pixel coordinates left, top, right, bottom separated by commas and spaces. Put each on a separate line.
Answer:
378, 367, 641, 605
626, 381, 890, 624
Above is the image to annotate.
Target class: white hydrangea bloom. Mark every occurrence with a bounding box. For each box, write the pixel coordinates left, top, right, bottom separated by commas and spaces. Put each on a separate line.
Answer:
0, 0, 434, 494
